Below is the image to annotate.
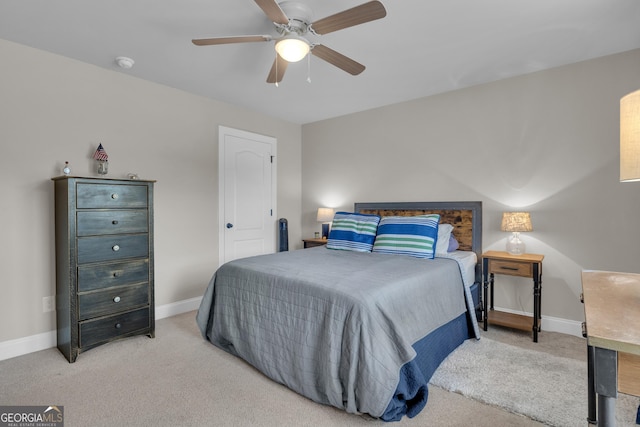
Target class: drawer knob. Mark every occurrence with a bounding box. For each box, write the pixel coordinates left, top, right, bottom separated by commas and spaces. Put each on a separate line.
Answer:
112, 245, 120, 252
111, 193, 119, 200
112, 220, 119, 225
113, 296, 121, 303
115, 323, 122, 329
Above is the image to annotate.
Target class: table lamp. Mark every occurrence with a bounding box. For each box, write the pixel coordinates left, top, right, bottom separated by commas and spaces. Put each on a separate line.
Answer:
316, 208, 335, 239
501, 212, 532, 255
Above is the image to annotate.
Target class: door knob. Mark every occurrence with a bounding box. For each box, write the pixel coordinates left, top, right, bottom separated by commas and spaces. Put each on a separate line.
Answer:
226, 223, 234, 229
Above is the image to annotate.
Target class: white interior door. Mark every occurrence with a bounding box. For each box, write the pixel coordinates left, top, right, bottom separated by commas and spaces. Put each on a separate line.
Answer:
219, 126, 276, 265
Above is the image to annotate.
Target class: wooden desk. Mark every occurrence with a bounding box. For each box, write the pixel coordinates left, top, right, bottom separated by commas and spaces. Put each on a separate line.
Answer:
482, 251, 544, 342
619, 352, 640, 396
582, 270, 640, 426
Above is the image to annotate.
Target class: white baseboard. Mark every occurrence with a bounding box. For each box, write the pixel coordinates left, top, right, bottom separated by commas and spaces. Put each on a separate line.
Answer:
0, 296, 203, 362
0, 330, 58, 363
492, 306, 584, 338
154, 296, 202, 319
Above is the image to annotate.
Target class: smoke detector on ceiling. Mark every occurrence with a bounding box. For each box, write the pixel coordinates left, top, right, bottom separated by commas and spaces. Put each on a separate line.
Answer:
115, 56, 135, 69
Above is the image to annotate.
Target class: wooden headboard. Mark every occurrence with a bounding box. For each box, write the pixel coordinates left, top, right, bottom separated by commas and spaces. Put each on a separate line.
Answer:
354, 201, 483, 282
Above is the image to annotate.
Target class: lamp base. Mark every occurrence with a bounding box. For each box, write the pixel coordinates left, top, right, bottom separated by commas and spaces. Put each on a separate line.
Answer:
506, 232, 525, 255
322, 223, 330, 239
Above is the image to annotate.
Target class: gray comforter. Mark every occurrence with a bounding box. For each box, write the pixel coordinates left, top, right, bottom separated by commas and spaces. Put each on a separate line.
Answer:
196, 246, 473, 418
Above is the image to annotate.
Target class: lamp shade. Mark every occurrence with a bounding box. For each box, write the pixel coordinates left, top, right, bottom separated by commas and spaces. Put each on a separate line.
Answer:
621, 89, 640, 182
275, 35, 309, 63
501, 212, 533, 232
317, 208, 335, 223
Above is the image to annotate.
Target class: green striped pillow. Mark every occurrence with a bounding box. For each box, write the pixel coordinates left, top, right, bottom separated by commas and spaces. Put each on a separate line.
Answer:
372, 215, 440, 259
327, 212, 381, 252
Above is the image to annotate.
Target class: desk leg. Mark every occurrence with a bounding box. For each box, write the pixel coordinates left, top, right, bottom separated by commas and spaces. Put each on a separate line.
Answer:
598, 396, 616, 427
594, 347, 617, 427
587, 345, 597, 424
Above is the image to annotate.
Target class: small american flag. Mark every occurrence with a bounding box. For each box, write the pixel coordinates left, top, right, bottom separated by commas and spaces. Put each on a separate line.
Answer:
93, 143, 109, 161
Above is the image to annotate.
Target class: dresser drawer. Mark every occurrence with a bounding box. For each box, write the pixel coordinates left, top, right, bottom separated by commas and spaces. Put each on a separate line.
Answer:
77, 210, 148, 236
78, 259, 149, 292
77, 183, 148, 209
79, 283, 149, 320
487, 259, 532, 277
77, 234, 148, 264
80, 307, 150, 348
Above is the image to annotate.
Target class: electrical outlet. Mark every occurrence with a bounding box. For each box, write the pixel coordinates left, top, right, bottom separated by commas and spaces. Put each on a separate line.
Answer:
43, 296, 55, 313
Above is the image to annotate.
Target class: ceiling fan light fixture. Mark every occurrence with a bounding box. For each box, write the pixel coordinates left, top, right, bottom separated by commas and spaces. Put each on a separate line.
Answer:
275, 35, 309, 63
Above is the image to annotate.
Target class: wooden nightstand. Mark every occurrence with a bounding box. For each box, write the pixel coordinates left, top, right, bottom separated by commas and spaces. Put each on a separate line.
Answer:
302, 238, 327, 248
482, 250, 544, 342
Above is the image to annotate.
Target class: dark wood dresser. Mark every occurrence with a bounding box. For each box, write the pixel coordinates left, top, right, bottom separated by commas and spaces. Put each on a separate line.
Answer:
52, 176, 155, 362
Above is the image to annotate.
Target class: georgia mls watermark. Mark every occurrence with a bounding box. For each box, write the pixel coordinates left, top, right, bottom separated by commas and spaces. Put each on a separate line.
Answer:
0, 406, 63, 427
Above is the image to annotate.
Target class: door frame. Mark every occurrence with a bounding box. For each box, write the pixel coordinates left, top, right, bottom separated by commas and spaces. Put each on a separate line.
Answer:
218, 125, 277, 266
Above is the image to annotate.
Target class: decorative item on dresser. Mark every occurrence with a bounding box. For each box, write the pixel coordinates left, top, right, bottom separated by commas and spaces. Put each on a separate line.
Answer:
93, 143, 109, 175
51, 176, 155, 363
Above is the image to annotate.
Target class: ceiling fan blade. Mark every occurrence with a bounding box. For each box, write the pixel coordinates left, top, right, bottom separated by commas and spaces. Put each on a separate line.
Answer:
254, 0, 289, 25
311, 44, 365, 76
266, 54, 288, 83
192, 35, 272, 46
311, 1, 386, 35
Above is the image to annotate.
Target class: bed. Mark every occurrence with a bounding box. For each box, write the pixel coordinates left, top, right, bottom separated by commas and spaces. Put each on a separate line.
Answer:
196, 201, 483, 421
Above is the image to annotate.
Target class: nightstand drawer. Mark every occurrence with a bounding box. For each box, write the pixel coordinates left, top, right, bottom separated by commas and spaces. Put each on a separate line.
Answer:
77, 183, 148, 209
78, 283, 149, 320
80, 307, 150, 348
78, 259, 149, 292
488, 259, 532, 277
77, 234, 149, 264
77, 210, 149, 236
303, 238, 328, 248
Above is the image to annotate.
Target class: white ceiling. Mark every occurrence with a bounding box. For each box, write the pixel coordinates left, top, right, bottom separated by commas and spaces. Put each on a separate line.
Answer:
1, 1, 639, 124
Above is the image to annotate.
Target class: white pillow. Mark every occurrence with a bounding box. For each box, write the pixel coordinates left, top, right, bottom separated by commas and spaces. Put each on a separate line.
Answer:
435, 223, 454, 255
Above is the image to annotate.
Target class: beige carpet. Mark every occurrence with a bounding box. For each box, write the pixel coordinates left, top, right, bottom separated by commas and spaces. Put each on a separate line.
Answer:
0, 311, 631, 426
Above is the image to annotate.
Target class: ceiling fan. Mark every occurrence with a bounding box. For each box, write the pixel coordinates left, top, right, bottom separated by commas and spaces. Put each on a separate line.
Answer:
192, 0, 387, 84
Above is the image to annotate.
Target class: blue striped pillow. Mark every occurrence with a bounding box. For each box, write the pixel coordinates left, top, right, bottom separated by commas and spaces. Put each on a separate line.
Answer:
327, 212, 381, 252
372, 214, 440, 259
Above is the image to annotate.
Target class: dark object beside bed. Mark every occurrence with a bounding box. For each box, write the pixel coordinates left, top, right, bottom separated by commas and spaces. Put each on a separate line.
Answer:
197, 201, 482, 421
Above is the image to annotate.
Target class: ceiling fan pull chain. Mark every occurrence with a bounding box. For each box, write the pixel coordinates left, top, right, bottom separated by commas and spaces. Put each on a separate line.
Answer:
307, 53, 311, 83
275, 53, 279, 87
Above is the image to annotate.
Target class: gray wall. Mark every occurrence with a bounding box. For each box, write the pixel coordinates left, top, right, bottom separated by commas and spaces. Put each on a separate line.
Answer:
0, 38, 302, 343
301, 48, 640, 326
